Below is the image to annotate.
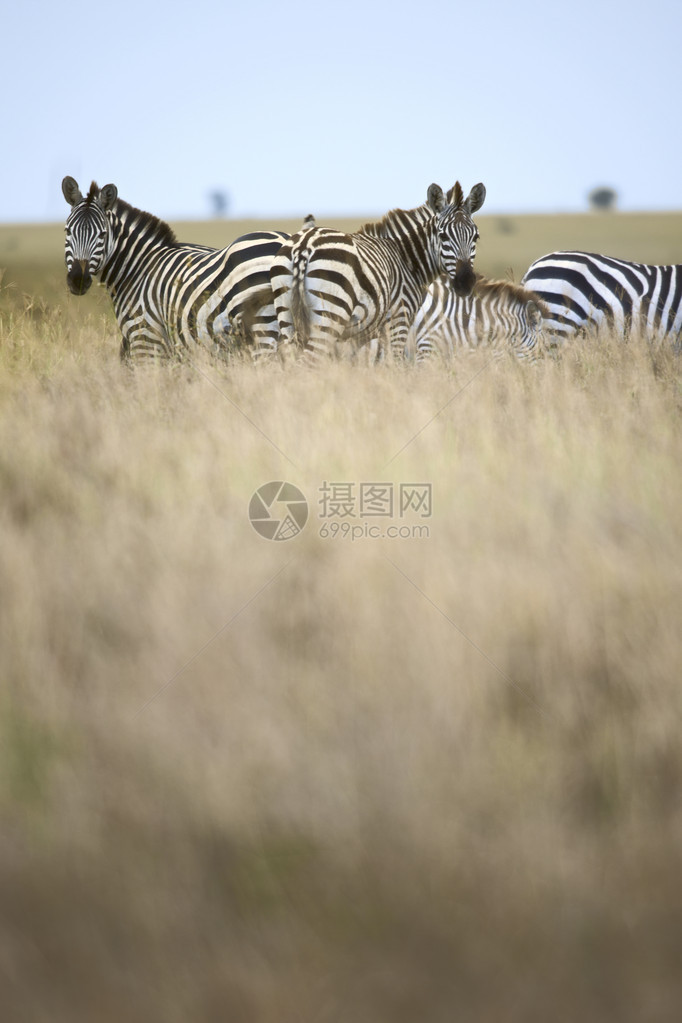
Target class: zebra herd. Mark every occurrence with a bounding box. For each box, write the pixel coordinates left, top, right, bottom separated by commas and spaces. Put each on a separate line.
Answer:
62, 176, 682, 365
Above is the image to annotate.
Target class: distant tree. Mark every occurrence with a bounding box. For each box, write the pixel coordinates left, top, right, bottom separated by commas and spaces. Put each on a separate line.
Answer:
495, 217, 515, 235
588, 186, 618, 211
208, 190, 230, 218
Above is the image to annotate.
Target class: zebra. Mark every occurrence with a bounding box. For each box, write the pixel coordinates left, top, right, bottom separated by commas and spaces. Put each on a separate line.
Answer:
521, 250, 682, 345
412, 276, 548, 362
269, 180, 486, 362
62, 176, 288, 361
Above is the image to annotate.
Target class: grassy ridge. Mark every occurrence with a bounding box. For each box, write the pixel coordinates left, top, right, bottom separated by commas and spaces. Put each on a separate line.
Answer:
1, 216, 682, 1021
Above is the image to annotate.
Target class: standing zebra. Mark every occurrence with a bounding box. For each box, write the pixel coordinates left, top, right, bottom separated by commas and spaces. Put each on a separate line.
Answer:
412, 276, 547, 362
521, 250, 682, 345
62, 176, 288, 361
269, 181, 486, 361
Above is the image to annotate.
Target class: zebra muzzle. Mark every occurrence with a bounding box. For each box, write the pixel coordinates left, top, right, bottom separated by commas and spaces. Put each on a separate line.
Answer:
67, 259, 92, 295
452, 261, 477, 298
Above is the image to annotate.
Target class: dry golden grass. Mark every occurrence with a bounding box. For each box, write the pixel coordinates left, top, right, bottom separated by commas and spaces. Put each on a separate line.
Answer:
1, 217, 682, 1021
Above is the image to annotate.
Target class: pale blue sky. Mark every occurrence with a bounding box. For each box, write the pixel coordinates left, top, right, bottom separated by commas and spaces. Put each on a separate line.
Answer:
3, 0, 681, 223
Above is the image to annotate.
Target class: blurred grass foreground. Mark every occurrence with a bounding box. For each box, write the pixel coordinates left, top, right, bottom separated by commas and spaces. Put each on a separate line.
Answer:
1, 212, 682, 1021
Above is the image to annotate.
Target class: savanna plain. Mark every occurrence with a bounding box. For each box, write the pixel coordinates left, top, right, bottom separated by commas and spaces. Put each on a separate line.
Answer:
1, 209, 682, 1021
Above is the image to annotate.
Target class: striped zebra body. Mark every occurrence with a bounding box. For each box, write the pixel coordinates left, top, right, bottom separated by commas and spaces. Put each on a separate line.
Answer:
270, 181, 486, 362
412, 277, 547, 362
62, 177, 287, 361
521, 250, 682, 345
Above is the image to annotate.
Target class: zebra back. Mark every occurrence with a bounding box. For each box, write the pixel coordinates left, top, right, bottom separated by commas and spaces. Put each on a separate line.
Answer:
521, 250, 682, 344
413, 277, 547, 362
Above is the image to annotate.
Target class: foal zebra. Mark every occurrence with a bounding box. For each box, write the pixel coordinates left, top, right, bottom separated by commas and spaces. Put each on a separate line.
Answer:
269, 181, 486, 361
412, 277, 547, 362
521, 251, 682, 345
62, 176, 287, 361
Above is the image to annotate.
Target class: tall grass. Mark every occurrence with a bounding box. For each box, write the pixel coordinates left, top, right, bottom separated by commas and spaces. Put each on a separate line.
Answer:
1, 270, 682, 1021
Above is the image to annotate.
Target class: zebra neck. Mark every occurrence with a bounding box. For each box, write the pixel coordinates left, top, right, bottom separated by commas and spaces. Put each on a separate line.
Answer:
99, 201, 177, 292
359, 204, 440, 285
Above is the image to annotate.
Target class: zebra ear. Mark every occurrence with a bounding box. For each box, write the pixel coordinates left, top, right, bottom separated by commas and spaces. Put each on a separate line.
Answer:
100, 184, 118, 210
427, 184, 446, 213
527, 300, 544, 329
464, 183, 486, 214
62, 176, 83, 207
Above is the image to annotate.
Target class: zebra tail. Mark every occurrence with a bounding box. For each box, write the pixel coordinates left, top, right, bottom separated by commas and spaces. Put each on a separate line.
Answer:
290, 246, 312, 346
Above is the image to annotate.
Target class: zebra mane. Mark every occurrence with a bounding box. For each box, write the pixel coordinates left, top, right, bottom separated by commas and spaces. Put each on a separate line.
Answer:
361, 183, 468, 232
446, 182, 464, 207
358, 203, 432, 239
88, 181, 177, 246
473, 275, 549, 312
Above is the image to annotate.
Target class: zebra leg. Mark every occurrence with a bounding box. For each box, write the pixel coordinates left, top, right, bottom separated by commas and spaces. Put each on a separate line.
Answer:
414, 334, 437, 363
247, 300, 281, 362
298, 304, 351, 364
351, 336, 382, 365
121, 322, 175, 362
388, 312, 409, 362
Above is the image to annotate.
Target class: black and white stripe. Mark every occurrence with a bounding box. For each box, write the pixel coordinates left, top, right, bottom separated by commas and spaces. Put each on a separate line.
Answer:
62, 176, 287, 361
521, 250, 682, 345
412, 276, 547, 362
269, 181, 486, 361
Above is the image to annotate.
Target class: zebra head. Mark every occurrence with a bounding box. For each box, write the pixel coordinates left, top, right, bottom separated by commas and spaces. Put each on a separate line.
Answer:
62, 177, 118, 295
427, 181, 486, 297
